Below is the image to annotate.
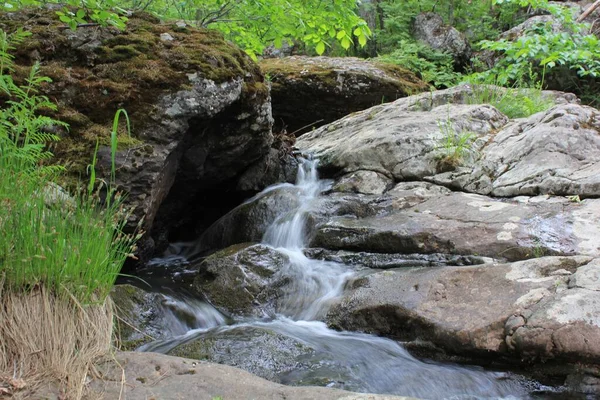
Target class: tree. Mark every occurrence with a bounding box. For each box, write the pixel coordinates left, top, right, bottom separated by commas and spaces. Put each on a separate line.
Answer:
143, 0, 372, 58
0, 0, 371, 59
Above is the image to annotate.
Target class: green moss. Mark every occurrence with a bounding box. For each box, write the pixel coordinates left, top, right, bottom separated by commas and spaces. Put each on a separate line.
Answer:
1, 8, 264, 182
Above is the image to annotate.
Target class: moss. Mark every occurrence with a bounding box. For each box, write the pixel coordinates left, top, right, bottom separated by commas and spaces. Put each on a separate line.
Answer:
1, 8, 264, 179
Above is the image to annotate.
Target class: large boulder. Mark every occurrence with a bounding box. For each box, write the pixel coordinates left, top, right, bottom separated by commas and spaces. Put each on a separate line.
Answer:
430, 103, 600, 197
327, 256, 600, 387
297, 85, 591, 198
1, 9, 274, 259
260, 56, 427, 134
413, 12, 472, 69
311, 181, 600, 261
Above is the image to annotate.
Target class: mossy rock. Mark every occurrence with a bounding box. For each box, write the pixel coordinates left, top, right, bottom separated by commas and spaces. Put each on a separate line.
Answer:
1, 8, 274, 251
260, 55, 428, 135
191, 244, 290, 317
1, 9, 263, 176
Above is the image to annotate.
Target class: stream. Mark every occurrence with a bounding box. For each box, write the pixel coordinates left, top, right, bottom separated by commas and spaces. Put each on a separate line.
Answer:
133, 158, 570, 400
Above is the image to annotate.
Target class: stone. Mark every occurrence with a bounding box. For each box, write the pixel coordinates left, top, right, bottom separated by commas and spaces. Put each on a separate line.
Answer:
413, 12, 471, 69
89, 351, 416, 400
311, 181, 600, 261
327, 256, 600, 370
0, 10, 274, 262
192, 186, 301, 253
331, 170, 393, 195
260, 56, 427, 134
191, 244, 290, 317
431, 103, 600, 197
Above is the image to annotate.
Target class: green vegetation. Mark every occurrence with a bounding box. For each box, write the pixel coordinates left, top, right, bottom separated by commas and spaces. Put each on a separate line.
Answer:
0, 29, 138, 303
435, 117, 478, 171
0, 29, 138, 398
465, 84, 555, 119
1, 0, 370, 59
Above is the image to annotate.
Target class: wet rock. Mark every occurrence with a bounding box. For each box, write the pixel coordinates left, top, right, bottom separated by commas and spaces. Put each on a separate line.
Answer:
193, 186, 301, 253
90, 351, 416, 400
311, 182, 600, 261
168, 326, 339, 384
236, 148, 299, 193
260, 56, 427, 134
327, 256, 599, 370
111, 285, 224, 350
1, 10, 274, 260
304, 248, 492, 269
413, 12, 471, 69
191, 244, 290, 317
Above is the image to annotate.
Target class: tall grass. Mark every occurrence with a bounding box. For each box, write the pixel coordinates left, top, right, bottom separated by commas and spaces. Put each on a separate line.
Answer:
0, 29, 138, 304
0, 28, 139, 398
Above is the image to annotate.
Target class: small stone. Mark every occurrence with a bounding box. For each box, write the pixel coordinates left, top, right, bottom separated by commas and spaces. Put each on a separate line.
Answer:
160, 33, 174, 42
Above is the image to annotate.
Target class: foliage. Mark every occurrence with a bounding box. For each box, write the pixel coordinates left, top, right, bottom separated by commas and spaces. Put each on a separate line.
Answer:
465, 82, 554, 118
1, 0, 369, 59
435, 116, 477, 169
376, 0, 521, 54
0, 29, 138, 304
377, 40, 461, 88
473, 0, 600, 88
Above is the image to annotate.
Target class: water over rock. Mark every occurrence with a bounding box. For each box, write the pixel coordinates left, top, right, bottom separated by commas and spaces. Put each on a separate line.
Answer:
327, 256, 600, 387
91, 351, 416, 400
190, 244, 290, 317
260, 56, 428, 134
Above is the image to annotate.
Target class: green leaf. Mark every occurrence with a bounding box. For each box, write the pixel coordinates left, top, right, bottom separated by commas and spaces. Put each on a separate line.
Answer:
336, 30, 346, 40
341, 36, 351, 50
358, 34, 367, 47
76, 9, 85, 19
315, 41, 325, 55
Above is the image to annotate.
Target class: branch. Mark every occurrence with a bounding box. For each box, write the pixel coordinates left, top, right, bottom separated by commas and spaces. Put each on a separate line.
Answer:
577, 0, 600, 23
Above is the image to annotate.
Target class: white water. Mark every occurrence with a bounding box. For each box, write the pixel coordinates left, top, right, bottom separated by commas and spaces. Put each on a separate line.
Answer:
140, 158, 557, 399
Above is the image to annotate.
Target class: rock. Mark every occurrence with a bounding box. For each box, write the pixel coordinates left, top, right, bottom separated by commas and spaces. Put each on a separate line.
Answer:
311, 181, 600, 261
236, 148, 299, 193
193, 186, 301, 253
304, 248, 492, 269
0, 10, 274, 260
500, 15, 564, 41
331, 170, 393, 195
90, 351, 415, 400
430, 103, 600, 197
297, 98, 508, 181
327, 256, 600, 371
413, 12, 471, 69
260, 56, 427, 134
191, 244, 290, 317
111, 284, 224, 350
168, 326, 343, 385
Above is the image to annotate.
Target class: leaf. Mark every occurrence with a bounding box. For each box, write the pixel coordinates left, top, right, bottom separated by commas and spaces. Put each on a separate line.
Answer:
336, 30, 345, 40
315, 41, 325, 55
341, 36, 351, 50
76, 9, 85, 19
353, 27, 362, 37
358, 34, 367, 47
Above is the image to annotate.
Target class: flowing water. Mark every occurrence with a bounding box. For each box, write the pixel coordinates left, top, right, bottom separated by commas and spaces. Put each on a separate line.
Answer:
138, 158, 565, 400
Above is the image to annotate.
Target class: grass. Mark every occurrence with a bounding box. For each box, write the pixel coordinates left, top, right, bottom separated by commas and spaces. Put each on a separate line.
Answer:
435, 117, 478, 171
0, 28, 139, 398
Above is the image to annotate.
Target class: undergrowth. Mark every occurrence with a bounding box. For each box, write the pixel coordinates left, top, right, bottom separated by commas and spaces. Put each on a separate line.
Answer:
0, 28, 139, 398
